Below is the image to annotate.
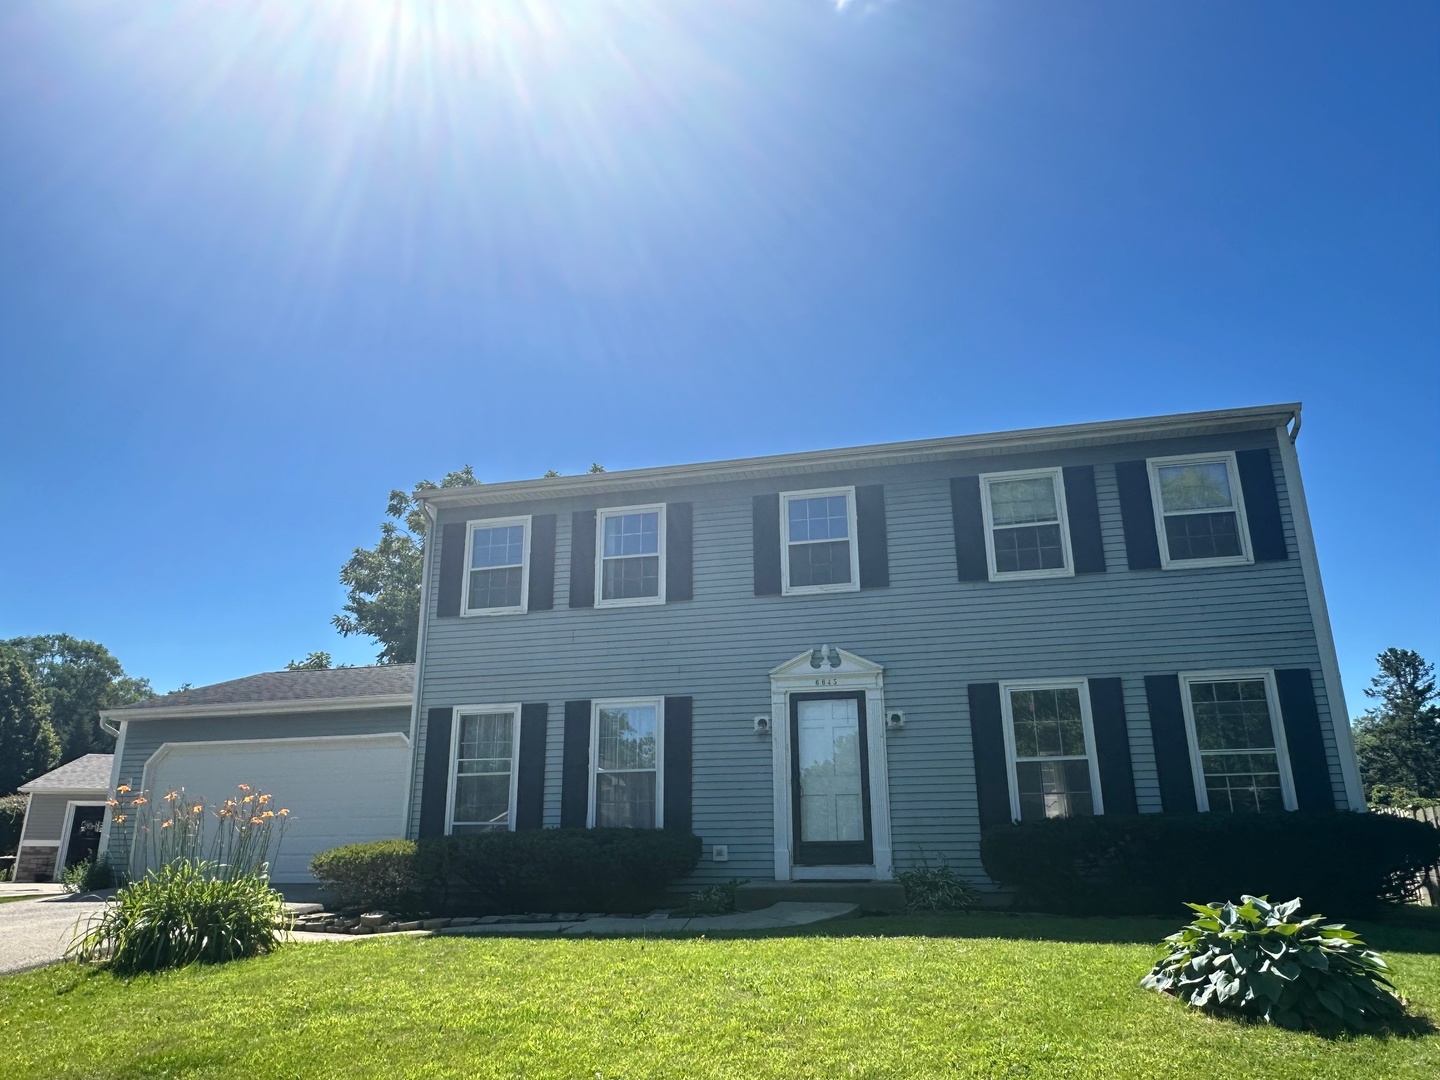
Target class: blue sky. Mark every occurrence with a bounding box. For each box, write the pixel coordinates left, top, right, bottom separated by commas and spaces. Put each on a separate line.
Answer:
0, 0, 1435, 717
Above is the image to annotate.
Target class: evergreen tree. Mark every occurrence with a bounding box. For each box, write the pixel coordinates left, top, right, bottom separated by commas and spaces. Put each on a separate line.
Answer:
1354, 648, 1440, 803
0, 645, 62, 794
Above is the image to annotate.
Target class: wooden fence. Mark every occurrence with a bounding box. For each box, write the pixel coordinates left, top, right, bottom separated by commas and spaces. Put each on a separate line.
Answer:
1377, 805, 1440, 906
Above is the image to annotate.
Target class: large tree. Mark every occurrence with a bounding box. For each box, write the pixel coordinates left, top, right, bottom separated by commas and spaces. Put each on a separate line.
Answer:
1353, 648, 1440, 803
334, 466, 480, 665
0, 644, 62, 794
2, 635, 152, 761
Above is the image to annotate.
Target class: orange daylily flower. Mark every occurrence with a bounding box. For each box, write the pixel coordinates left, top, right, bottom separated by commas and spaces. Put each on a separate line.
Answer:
237, 784, 251, 791
161, 820, 173, 829
132, 797, 148, 805
192, 805, 203, 813
261, 810, 275, 819
242, 794, 254, 803
278, 809, 290, 816
164, 791, 179, 802
114, 814, 127, 823
250, 816, 264, 825
116, 785, 131, 794
258, 794, 272, 804
107, 799, 119, 807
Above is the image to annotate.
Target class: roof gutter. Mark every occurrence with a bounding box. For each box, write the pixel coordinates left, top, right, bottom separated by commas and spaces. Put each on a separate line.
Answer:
100, 693, 414, 723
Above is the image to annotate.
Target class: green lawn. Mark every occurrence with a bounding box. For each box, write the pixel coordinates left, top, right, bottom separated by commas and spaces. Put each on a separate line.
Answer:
4, 913, 1440, 1079
0, 894, 40, 904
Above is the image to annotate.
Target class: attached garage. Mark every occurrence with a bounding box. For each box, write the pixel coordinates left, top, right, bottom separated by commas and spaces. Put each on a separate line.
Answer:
101, 665, 415, 884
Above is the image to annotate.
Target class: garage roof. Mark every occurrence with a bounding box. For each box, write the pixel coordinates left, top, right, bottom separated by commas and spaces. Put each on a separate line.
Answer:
103, 664, 415, 722
19, 753, 114, 794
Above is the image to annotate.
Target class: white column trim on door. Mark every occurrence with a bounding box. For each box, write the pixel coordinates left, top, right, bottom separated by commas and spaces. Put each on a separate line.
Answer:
54, 801, 108, 882
768, 647, 891, 882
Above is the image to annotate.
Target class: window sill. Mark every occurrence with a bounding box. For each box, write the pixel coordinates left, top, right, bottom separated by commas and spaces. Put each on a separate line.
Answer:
460, 606, 528, 617
987, 566, 1076, 583
594, 595, 666, 609
1159, 555, 1255, 571
780, 582, 862, 598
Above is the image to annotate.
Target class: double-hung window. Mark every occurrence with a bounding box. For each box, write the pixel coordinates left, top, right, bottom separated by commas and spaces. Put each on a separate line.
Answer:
462, 517, 530, 615
596, 505, 665, 607
781, 487, 859, 596
1000, 680, 1103, 822
589, 699, 664, 828
1148, 453, 1252, 568
1179, 671, 1295, 812
447, 705, 520, 833
980, 468, 1073, 580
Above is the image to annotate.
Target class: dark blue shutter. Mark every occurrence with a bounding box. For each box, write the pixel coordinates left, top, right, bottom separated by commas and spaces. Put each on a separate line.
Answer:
436, 524, 466, 617
753, 494, 782, 596
528, 515, 557, 611
855, 484, 890, 589
950, 477, 989, 582
1275, 669, 1335, 811
418, 707, 453, 837
568, 510, 596, 609
662, 696, 693, 832
1144, 675, 1198, 813
967, 683, 1012, 828
666, 503, 694, 601
1063, 466, 1107, 574
560, 700, 592, 827
1087, 678, 1136, 814
515, 703, 548, 830
1115, 462, 1162, 571
1236, 448, 1289, 562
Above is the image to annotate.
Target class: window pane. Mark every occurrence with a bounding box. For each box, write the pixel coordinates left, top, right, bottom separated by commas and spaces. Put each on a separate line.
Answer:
453, 773, 511, 826
1157, 462, 1233, 512
993, 524, 1065, 573
1015, 759, 1094, 821
602, 512, 659, 558
468, 566, 523, 609
1164, 512, 1241, 561
598, 706, 657, 771
471, 525, 525, 569
595, 770, 656, 828
1190, 680, 1275, 751
788, 496, 850, 542
989, 476, 1058, 526
797, 698, 865, 843
1202, 751, 1284, 813
601, 554, 660, 600
1009, 688, 1087, 758
458, 711, 514, 763
788, 540, 852, 587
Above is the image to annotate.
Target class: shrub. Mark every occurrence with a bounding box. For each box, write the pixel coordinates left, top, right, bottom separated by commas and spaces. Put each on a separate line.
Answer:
61, 857, 114, 894
896, 852, 980, 913
310, 840, 420, 914
681, 878, 750, 915
415, 829, 702, 914
0, 793, 26, 857
1141, 895, 1406, 1033
981, 811, 1440, 917
70, 861, 289, 974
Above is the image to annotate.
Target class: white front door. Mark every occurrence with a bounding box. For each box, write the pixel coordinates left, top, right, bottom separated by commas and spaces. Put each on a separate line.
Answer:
790, 691, 873, 866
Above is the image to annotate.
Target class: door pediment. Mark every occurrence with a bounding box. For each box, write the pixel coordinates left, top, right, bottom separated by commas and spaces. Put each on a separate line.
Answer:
770, 647, 884, 689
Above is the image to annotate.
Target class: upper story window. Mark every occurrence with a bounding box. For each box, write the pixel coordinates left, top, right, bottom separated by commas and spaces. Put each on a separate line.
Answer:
1000, 680, 1103, 822
1179, 671, 1295, 813
589, 698, 663, 828
596, 505, 666, 607
463, 517, 530, 615
1148, 453, 1252, 569
980, 468, 1073, 580
447, 705, 519, 833
781, 487, 860, 596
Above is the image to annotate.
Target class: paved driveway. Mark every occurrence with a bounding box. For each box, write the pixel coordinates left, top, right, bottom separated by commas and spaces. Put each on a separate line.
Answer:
0, 892, 109, 975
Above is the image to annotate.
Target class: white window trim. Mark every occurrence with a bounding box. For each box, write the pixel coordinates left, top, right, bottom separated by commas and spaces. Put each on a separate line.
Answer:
445, 703, 522, 833
998, 678, 1105, 823
779, 486, 861, 597
979, 467, 1075, 581
594, 504, 667, 609
587, 697, 665, 829
461, 516, 532, 616
1177, 668, 1297, 812
1147, 452, 1253, 570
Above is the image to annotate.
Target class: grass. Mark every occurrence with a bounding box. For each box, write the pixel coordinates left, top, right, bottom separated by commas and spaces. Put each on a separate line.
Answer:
3, 912, 1439, 1078
0, 894, 40, 905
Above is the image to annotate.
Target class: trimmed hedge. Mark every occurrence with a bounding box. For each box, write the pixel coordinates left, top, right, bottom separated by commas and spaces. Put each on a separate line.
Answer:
416, 829, 702, 915
310, 839, 420, 914
981, 812, 1440, 917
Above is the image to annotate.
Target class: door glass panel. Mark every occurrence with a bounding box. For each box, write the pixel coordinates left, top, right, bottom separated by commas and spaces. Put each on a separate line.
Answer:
796, 698, 864, 843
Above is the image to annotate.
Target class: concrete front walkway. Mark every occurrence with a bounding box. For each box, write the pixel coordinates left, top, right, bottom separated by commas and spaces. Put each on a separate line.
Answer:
436, 901, 860, 937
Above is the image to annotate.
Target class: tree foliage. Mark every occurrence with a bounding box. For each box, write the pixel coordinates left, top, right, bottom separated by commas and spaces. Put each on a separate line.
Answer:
286, 652, 336, 671
334, 466, 480, 665
2, 635, 152, 761
0, 645, 62, 794
1354, 648, 1440, 803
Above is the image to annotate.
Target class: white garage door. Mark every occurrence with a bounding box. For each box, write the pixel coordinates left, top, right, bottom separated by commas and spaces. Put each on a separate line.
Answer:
143, 733, 410, 882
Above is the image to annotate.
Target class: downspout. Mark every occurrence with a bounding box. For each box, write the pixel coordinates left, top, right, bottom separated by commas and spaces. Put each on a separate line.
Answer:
1274, 411, 1367, 810
401, 501, 438, 839
96, 715, 129, 866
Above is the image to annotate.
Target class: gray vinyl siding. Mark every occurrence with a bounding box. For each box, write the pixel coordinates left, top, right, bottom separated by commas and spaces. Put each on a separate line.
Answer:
105, 707, 410, 873
20, 794, 74, 844
414, 425, 1346, 888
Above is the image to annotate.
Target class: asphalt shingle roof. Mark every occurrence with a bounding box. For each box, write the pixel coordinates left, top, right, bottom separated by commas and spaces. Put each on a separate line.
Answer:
110, 664, 415, 713
19, 753, 114, 793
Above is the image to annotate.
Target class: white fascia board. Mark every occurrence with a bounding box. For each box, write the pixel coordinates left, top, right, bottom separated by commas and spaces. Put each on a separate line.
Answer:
100, 693, 414, 723
417, 403, 1301, 510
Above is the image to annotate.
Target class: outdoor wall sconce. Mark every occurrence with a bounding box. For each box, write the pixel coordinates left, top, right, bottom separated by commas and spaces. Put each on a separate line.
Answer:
753, 715, 771, 734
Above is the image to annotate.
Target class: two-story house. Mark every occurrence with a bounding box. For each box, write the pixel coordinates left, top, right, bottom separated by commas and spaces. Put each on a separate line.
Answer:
403, 402, 1363, 890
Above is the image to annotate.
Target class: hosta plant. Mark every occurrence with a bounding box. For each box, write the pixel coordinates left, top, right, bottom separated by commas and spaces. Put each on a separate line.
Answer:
896, 851, 980, 913
1141, 895, 1406, 1033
